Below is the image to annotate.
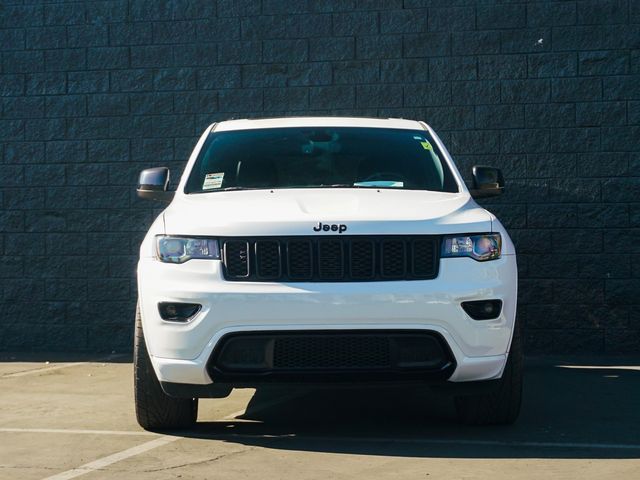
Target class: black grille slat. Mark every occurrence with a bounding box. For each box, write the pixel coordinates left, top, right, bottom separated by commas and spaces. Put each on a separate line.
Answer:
255, 241, 281, 279
318, 240, 344, 280
224, 241, 250, 277
350, 240, 375, 279
287, 240, 313, 280
381, 240, 406, 278
222, 236, 438, 282
412, 239, 436, 277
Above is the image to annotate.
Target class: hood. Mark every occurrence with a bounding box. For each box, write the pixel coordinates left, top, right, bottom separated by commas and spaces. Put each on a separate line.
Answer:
162, 188, 492, 236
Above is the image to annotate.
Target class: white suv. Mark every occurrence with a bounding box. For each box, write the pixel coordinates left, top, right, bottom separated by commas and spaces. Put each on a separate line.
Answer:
134, 117, 521, 430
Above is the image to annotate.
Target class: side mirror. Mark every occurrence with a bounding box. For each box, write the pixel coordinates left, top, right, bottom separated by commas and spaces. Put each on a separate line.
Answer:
470, 165, 504, 198
137, 167, 174, 202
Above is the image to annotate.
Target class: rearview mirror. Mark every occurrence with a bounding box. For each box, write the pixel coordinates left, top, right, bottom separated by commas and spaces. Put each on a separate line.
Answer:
137, 167, 174, 202
470, 166, 504, 198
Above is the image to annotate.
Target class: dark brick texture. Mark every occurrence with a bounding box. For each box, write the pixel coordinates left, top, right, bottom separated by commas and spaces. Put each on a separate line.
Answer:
1, 1, 639, 354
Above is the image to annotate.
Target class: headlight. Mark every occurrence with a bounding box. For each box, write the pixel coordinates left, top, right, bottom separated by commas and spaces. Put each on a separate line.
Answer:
156, 236, 220, 263
441, 233, 501, 261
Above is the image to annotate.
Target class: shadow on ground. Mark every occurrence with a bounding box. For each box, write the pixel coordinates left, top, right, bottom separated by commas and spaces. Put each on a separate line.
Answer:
181, 357, 640, 460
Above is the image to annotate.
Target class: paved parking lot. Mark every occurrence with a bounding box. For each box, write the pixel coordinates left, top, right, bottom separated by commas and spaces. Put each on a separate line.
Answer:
0, 354, 639, 480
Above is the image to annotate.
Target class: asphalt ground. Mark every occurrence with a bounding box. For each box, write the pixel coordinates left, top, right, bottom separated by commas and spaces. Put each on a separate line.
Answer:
0, 354, 639, 479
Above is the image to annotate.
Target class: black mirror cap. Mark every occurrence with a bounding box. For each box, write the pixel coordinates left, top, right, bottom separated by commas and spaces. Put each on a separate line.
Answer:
137, 167, 174, 202
470, 165, 505, 198
138, 167, 170, 191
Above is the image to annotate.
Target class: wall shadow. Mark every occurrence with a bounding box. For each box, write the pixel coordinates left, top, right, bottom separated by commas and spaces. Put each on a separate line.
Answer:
0, 352, 132, 363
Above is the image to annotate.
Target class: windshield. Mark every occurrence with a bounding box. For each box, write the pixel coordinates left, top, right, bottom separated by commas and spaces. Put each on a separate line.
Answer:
184, 127, 459, 194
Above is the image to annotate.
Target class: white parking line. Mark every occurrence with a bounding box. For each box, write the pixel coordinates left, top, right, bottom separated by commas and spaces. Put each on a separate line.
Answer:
557, 365, 640, 371
34, 390, 306, 480
2, 355, 128, 379
0, 427, 157, 436
3, 362, 89, 378
41, 436, 179, 480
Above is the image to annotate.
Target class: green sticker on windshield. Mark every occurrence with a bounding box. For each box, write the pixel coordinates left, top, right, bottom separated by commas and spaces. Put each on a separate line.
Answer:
421, 141, 433, 151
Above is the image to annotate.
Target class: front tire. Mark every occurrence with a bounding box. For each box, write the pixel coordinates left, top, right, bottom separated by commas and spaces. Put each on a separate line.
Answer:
134, 303, 198, 430
454, 321, 523, 425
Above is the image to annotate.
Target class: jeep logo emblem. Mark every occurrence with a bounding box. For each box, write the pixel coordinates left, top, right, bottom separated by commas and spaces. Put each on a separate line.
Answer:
313, 222, 347, 234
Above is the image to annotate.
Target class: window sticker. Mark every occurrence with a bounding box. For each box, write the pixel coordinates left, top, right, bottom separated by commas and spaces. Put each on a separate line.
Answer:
421, 140, 433, 151
202, 172, 224, 190
354, 181, 404, 188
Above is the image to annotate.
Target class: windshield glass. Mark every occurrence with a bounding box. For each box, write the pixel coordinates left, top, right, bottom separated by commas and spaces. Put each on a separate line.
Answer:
184, 127, 459, 194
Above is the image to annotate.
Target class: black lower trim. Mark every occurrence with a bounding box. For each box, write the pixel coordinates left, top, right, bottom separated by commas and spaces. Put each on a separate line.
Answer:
207, 330, 456, 384
160, 381, 232, 399
160, 378, 501, 399
431, 378, 501, 395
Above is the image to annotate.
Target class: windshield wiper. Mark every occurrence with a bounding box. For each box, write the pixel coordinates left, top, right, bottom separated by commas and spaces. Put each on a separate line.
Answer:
218, 186, 253, 191
321, 183, 355, 188
215, 184, 374, 191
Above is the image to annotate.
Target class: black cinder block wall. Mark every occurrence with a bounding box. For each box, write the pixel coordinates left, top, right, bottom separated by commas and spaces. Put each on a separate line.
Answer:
1, 0, 638, 353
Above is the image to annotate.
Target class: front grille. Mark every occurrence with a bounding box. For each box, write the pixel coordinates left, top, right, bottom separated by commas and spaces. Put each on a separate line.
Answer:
221, 236, 439, 282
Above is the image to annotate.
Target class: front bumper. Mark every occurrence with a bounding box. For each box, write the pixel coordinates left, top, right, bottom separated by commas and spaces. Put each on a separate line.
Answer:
137, 254, 517, 386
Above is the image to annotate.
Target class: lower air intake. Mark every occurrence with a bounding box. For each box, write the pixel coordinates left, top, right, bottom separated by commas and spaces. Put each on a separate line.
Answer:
208, 331, 455, 382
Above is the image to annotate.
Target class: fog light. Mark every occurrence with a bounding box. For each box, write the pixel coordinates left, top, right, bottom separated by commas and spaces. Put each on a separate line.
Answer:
461, 300, 502, 320
158, 302, 201, 322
